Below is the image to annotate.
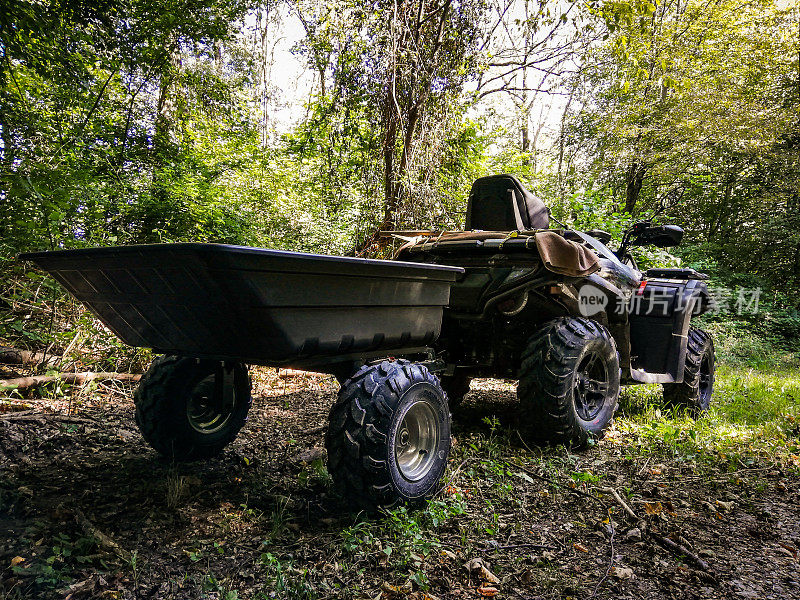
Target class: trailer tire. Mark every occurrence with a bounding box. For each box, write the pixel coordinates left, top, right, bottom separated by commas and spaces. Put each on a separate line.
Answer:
325, 360, 451, 510
134, 355, 251, 461
663, 328, 715, 415
518, 317, 620, 449
440, 373, 472, 408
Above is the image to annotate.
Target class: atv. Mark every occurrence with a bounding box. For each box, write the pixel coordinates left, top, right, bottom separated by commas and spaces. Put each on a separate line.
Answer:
393, 174, 715, 447
21, 174, 715, 511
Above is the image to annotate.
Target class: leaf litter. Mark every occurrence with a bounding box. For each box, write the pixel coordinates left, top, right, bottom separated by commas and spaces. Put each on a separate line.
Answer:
0, 374, 798, 598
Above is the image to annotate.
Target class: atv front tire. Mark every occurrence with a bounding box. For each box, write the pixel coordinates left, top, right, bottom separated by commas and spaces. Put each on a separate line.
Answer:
518, 317, 620, 448
325, 360, 451, 510
663, 328, 715, 415
134, 356, 251, 461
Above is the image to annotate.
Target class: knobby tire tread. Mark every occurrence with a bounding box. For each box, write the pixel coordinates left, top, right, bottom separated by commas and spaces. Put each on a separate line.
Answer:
518, 317, 618, 449
663, 327, 714, 415
325, 360, 447, 510
134, 355, 251, 461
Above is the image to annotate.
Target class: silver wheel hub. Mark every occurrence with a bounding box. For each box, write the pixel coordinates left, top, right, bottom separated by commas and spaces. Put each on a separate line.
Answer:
187, 373, 234, 434
395, 400, 439, 482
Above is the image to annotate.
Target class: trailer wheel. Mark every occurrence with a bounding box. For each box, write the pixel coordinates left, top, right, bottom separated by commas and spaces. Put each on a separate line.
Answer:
663, 328, 715, 415
440, 373, 472, 407
518, 317, 620, 449
325, 360, 451, 510
134, 356, 251, 461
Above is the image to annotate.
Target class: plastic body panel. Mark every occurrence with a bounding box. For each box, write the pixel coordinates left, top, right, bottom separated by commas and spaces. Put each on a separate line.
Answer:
20, 244, 463, 367
628, 279, 708, 384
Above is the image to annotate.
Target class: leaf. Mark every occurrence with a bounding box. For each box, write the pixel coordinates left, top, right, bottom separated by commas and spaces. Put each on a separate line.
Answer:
464, 558, 500, 584
381, 580, 413, 596
644, 502, 663, 515
612, 566, 635, 579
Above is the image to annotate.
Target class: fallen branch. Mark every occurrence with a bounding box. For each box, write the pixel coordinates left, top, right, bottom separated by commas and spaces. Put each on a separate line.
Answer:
597, 485, 716, 578
74, 507, 131, 562
0, 409, 39, 419
597, 486, 640, 521
278, 368, 311, 379
0, 372, 141, 392
651, 532, 715, 577
1, 412, 97, 423
0, 346, 64, 368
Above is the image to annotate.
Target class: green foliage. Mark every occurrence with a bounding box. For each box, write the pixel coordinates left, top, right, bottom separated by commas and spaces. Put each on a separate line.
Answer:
618, 362, 800, 464
10, 529, 99, 591
258, 553, 320, 600
2, 0, 798, 359
564, 0, 800, 309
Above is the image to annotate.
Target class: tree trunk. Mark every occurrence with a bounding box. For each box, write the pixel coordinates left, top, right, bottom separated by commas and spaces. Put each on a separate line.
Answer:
382, 90, 400, 231
624, 163, 647, 213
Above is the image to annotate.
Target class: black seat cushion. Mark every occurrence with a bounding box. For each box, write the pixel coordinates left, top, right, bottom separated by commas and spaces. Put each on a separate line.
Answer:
465, 174, 550, 231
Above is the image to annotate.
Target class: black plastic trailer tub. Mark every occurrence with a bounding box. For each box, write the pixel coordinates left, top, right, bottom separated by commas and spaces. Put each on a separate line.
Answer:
20, 244, 463, 369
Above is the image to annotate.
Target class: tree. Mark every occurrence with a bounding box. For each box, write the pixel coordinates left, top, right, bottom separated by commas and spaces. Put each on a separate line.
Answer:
0, 0, 252, 254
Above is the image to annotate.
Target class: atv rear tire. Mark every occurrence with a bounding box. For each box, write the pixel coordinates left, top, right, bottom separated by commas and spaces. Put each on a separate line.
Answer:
518, 317, 620, 448
134, 356, 251, 461
440, 373, 472, 407
325, 360, 451, 510
663, 328, 715, 415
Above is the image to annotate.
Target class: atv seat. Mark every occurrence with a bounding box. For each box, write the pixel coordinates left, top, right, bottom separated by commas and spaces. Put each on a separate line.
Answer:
465, 174, 550, 232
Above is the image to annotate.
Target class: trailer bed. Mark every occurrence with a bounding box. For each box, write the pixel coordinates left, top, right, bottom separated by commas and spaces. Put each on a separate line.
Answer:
20, 244, 463, 368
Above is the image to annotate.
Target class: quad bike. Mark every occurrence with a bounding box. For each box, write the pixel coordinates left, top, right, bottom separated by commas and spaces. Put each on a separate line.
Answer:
21, 174, 714, 510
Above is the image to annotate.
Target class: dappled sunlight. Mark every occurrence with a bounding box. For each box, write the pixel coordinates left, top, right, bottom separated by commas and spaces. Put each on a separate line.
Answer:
612, 363, 800, 469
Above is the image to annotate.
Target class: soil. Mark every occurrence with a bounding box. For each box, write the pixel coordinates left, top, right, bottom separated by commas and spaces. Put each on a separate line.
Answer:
1, 373, 799, 599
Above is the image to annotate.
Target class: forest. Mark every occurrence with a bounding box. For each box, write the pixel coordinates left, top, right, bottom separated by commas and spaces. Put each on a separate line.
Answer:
1, 0, 799, 598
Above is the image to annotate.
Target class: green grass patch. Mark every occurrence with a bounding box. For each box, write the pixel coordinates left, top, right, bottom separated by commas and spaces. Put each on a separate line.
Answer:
616, 362, 800, 466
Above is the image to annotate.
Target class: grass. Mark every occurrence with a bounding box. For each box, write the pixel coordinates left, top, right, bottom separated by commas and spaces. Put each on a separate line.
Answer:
312, 355, 800, 597
616, 363, 800, 465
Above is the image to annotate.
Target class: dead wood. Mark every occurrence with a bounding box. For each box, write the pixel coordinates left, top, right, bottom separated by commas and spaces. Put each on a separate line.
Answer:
0, 372, 141, 392
650, 532, 715, 577
597, 486, 640, 521
598, 485, 716, 578
1, 412, 97, 423
278, 369, 310, 378
0, 346, 65, 368
0, 409, 38, 419
73, 507, 131, 562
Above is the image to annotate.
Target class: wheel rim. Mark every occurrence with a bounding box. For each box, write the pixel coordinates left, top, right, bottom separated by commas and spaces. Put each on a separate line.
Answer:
698, 354, 713, 405
395, 400, 440, 482
574, 349, 610, 421
187, 373, 235, 434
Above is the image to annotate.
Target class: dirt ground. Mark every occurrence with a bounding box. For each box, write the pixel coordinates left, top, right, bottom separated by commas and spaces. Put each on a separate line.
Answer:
1, 374, 799, 599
